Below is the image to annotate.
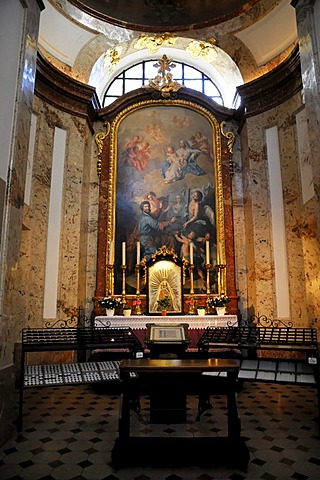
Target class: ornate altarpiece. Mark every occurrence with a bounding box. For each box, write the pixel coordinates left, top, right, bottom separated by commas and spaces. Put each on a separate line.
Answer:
94, 60, 238, 315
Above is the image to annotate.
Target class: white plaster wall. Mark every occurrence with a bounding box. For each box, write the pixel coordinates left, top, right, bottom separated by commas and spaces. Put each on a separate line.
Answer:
43, 127, 67, 319
266, 126, 290, 319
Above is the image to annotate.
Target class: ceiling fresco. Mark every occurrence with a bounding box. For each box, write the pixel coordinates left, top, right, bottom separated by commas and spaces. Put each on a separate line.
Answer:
69, 0, 260, 30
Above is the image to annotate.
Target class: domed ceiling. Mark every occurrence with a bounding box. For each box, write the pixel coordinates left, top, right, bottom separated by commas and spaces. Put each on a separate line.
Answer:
68, 0, 260, 30
40, 0, 298, 89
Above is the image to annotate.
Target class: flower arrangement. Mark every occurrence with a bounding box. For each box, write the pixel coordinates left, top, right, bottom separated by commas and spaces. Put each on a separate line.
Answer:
157, 294, 171, 311
98, 296, 121, 309
185, 299, 195, 306
208, 293, 230, 308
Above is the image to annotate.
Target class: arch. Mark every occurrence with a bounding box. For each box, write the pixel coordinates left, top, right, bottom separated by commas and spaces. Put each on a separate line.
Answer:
89, 41, 244, 108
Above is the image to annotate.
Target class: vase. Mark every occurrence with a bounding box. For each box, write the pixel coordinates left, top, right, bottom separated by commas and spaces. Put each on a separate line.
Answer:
106, 308, 115, 316
161, 311, 167, 316
123, 309, 131, 317
215, 306, 226, 316
197, 308, 206, 316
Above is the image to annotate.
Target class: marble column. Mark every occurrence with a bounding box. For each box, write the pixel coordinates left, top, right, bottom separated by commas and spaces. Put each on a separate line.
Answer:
293, 0, 320, 327
0, 0, 44, 446
293, 0, 320, 236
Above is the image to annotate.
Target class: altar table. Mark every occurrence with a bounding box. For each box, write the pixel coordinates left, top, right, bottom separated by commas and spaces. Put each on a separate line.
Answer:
94, 314, 238, 349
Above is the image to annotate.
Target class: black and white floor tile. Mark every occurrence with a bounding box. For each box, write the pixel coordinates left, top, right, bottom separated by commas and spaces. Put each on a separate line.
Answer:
1, 381, 319, 479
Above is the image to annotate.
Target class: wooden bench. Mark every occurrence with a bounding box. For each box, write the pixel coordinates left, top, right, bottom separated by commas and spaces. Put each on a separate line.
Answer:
197, 325, 320, 424
18, 326, 143, 430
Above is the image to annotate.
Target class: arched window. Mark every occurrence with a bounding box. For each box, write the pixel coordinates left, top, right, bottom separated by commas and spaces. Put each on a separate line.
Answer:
102, 59, 223, 107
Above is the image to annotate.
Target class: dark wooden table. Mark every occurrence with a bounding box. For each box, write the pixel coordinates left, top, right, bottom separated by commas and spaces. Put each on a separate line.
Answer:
112, 358, 249, 469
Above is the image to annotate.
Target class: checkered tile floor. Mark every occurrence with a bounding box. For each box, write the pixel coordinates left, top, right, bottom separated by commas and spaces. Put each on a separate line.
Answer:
1, 382, 319, 479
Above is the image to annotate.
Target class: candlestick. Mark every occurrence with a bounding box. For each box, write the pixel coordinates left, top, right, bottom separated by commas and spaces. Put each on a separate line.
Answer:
205, 264, 211, 295
206, 240, 210, 264
107, 264, 114, 295
122, 242, 126, 266
135, 264, 142, 315
136, 241, 140, 264
190, 242, 194, 264
109, 241, 114, 265
121, 264, 126, 298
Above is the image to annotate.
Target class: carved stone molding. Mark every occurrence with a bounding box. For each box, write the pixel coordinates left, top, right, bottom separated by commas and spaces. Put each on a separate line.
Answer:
235, 45, 302, 121
35, 53, 100, 130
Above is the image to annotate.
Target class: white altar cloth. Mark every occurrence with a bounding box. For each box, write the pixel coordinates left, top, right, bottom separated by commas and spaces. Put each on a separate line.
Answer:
94, 315, 238, 330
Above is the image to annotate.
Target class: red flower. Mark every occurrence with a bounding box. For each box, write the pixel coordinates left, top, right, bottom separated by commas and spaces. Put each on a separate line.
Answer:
185, 299, 195, 305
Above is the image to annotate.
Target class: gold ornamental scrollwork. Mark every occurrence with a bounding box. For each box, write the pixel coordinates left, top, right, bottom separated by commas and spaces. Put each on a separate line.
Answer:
220, 120, 235, 175
186, 38, 217, 63
95, 122, 110, 177
134, 32, 177, 54
143, 54, 183, 98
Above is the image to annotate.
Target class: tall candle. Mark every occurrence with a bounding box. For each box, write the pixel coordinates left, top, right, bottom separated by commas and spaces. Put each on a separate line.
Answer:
206, 240, 210, 264
122, 241, 126, 266
136, 241, 140, 264
190, 242, 194, 264
218, 243, 223, 264
109, 241, 114, 265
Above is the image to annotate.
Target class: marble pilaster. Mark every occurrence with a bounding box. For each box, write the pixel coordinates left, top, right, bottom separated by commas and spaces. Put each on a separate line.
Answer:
292, 0, 320, 328
0, 0, 44, 448
293, 0, 320, 228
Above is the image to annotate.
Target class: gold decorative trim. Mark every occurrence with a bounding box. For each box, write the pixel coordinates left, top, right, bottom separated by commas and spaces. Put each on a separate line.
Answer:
152, 245, 178, 261
220, 120, 235, 175
186, 38, 217, 63
143, 54, 183, 98
95, 122, 110, 177
134, 33, 177, 54
220, 121, 235, 154
103, 46, 122, 73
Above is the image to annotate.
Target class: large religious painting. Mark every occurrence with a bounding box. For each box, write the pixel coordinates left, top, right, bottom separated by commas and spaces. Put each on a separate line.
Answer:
107, 100, 224, 296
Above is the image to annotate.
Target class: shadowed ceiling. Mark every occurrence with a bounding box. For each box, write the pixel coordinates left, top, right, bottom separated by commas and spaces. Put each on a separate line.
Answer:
68, 0, 261, 30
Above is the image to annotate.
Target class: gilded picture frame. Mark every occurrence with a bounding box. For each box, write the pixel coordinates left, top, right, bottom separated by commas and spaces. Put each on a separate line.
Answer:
106, 99, 225, 297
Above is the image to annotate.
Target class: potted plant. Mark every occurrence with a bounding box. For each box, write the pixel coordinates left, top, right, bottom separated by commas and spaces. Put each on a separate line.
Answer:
208, 293, 230, 315
196, 305, 206, 316
156, 294, 171, 315
123, 304, 132, 316
98, 296, 121, 316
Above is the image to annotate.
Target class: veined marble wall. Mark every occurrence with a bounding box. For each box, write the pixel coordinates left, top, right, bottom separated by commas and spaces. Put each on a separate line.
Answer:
18, 72, 320, 332
23, 82, 320, 331
235, 92, 320, 328
21, 96, 99, 328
